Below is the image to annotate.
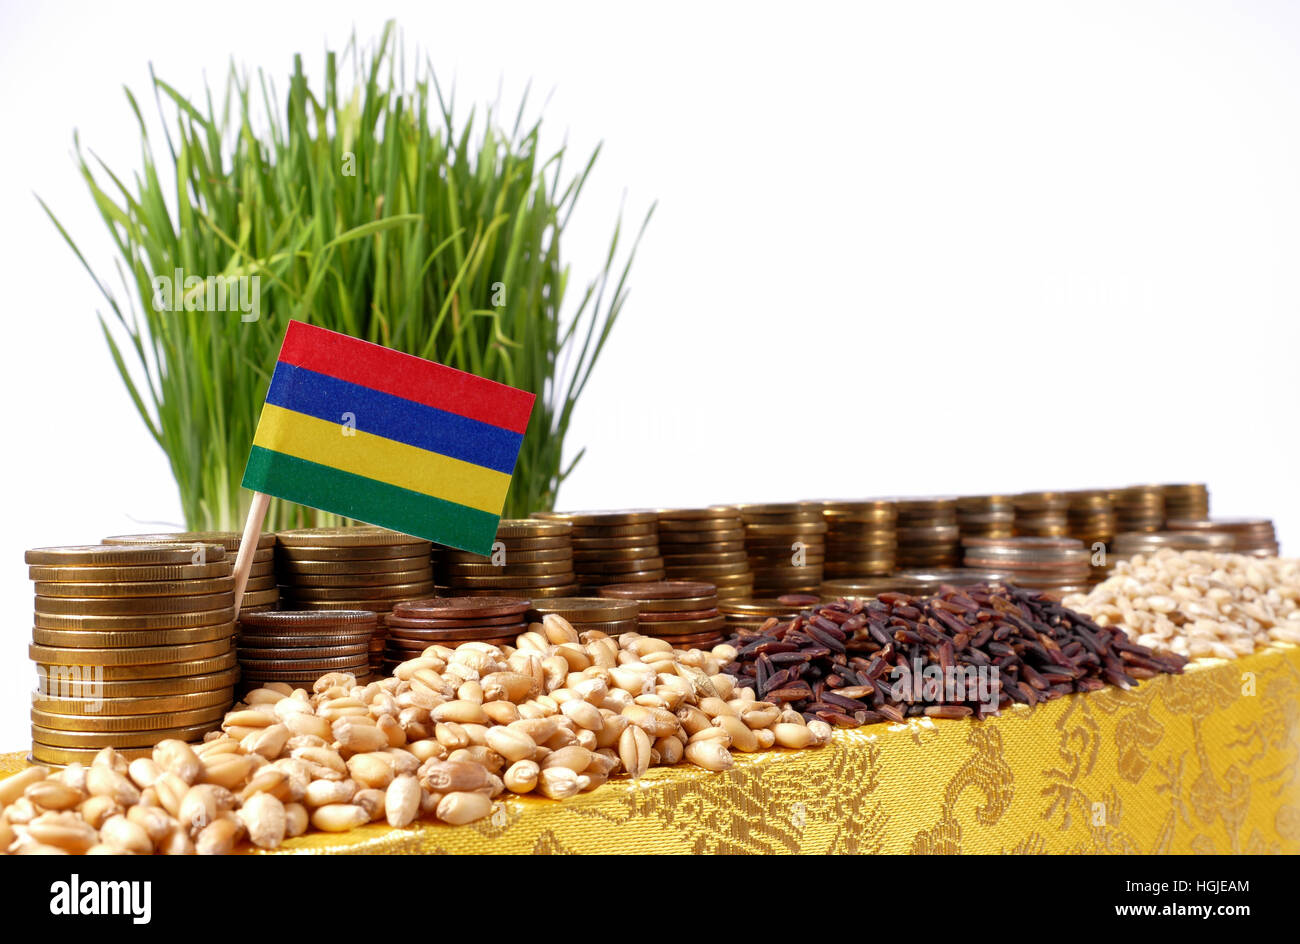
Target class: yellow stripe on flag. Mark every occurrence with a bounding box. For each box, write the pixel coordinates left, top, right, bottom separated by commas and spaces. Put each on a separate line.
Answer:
252, 404, 511, 515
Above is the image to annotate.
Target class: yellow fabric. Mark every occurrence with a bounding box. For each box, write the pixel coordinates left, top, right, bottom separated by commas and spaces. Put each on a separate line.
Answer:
4, 645, 1297, 854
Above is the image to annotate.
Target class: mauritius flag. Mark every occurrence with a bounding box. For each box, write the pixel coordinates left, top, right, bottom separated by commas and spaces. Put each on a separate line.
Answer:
241, 321, 534, 555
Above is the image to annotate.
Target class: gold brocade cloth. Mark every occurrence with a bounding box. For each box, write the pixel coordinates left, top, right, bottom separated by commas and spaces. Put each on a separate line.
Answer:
3, 645, 1297, 854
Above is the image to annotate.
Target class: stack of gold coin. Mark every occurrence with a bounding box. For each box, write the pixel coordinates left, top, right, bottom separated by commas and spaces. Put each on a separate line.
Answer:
103, 531, 277, 613
526, 597, 640, 637
955, 495, 1015, 540
534, 510, 665, 592
719, 598, 804, 634
894, 497, 961, 569
816, 500, 897, 578
599, 581, 725, 648
962, 537, 1091, 597
1114, 485, 1165, 533
1063, 490, 1117, 583
1161, 483, 1210, 521
655, 506, 752, 603
819, 570, 1006, 601
1110, 531, 1236, 559
26, 543, 238, 765
737, 502, 826, 595
1012, 491, 1070, 538
438, 519, 578, 599
274, 527, 434, 620
1166, 518, 1280, 556
235, 610, 374, 691
381, 598, 529, 670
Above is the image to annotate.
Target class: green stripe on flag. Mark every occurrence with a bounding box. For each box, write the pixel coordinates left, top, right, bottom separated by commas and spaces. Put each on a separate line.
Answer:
243, 446, 500, 554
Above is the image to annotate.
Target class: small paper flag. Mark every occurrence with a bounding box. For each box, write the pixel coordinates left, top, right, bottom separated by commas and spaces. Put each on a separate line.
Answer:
242, 321, 535, 554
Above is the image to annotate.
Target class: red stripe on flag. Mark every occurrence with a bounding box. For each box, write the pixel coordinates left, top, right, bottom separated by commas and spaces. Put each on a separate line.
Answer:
277, 321, 535, 434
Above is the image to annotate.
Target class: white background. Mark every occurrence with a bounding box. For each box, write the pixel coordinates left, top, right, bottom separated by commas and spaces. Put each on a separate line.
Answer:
1, 0, 1297, 749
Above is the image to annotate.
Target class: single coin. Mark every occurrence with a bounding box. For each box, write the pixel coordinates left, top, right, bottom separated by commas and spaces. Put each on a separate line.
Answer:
276, 527, 432, 548
34, 607, 238, 631
285, 581, 436, 601
276, 543, 431, 562
28, 560, 235, 583
239, 663, 369, 680
524, 598, 641, 621
574, 557, 666, 574
34, 667, 241, 698
30, 744, 154, 765
734, 502, 812, 516
26, 544, 227, 566
568, 534, 664, 550
31, 721, 221, 748
658, 551, 750, 565
494, 519, 573, 538
578, 569, 665, 585
569, 545, 661, 561
277, 599, 392, 613
31, 688, 234, 716
237, 632, 373, 648
32, 622, 235, 649
639, 608, 721, 622
238, 645, 369, 661
35, 591, 235, 617
31, 704, 228, 732
38, 651, 240, 682
243, 575, 278, 592
599, 580, 715, 600
394, 597, 530, 620
30, 638, 233, 667
515, 585, 583, 599
443, 547, 574, 565
277, 556, 433, 576
662, 562, 750, 577
443, 561, 572, 577
239, 589, 281, 608
655, 517, 742, 533
535, 510, 658, 526
660, 529, 746, 545
655, 505, 739, 520
637, 615, 727, 634
103, 531, 275, 551
634, 595, 719, 613
239, 610, 378, 632
383, 612, 523, 629
386, 624, 526, 644
286, 567, 434, 587
570, 526, 659, 540
659, 540, 747, 555
449, 574, 575, 589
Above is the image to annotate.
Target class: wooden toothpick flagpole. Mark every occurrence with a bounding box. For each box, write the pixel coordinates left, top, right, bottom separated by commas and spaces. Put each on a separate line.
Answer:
231, 492, 271, 612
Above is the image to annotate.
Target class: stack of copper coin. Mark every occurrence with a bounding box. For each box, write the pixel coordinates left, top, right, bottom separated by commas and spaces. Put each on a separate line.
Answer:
1166, 518, 1280, 557
235, 610, 375, 691
737, 502, 826, 595
955, 495, 1015, 540
598, 581, 725, 649
526, 597, 639, 637
439, 518, 578, 599
719, 598, 805, 634
817, 500, 897, 578
1012, 491, 1070, 538
962, 537, 1091, 597
26, 543, 238, 765
1114, 485, 1165, 533
895, 497, 961, 569
102, 531, 278, 613
535, 510, 665, 592
381, 598, 528, 669
1110, 531, 1236, 559
654, 506, 752, 602
1161, 483, 1210, 522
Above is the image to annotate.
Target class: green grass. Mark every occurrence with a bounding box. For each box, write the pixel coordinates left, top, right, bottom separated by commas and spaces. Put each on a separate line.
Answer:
42, 21, 651, 530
